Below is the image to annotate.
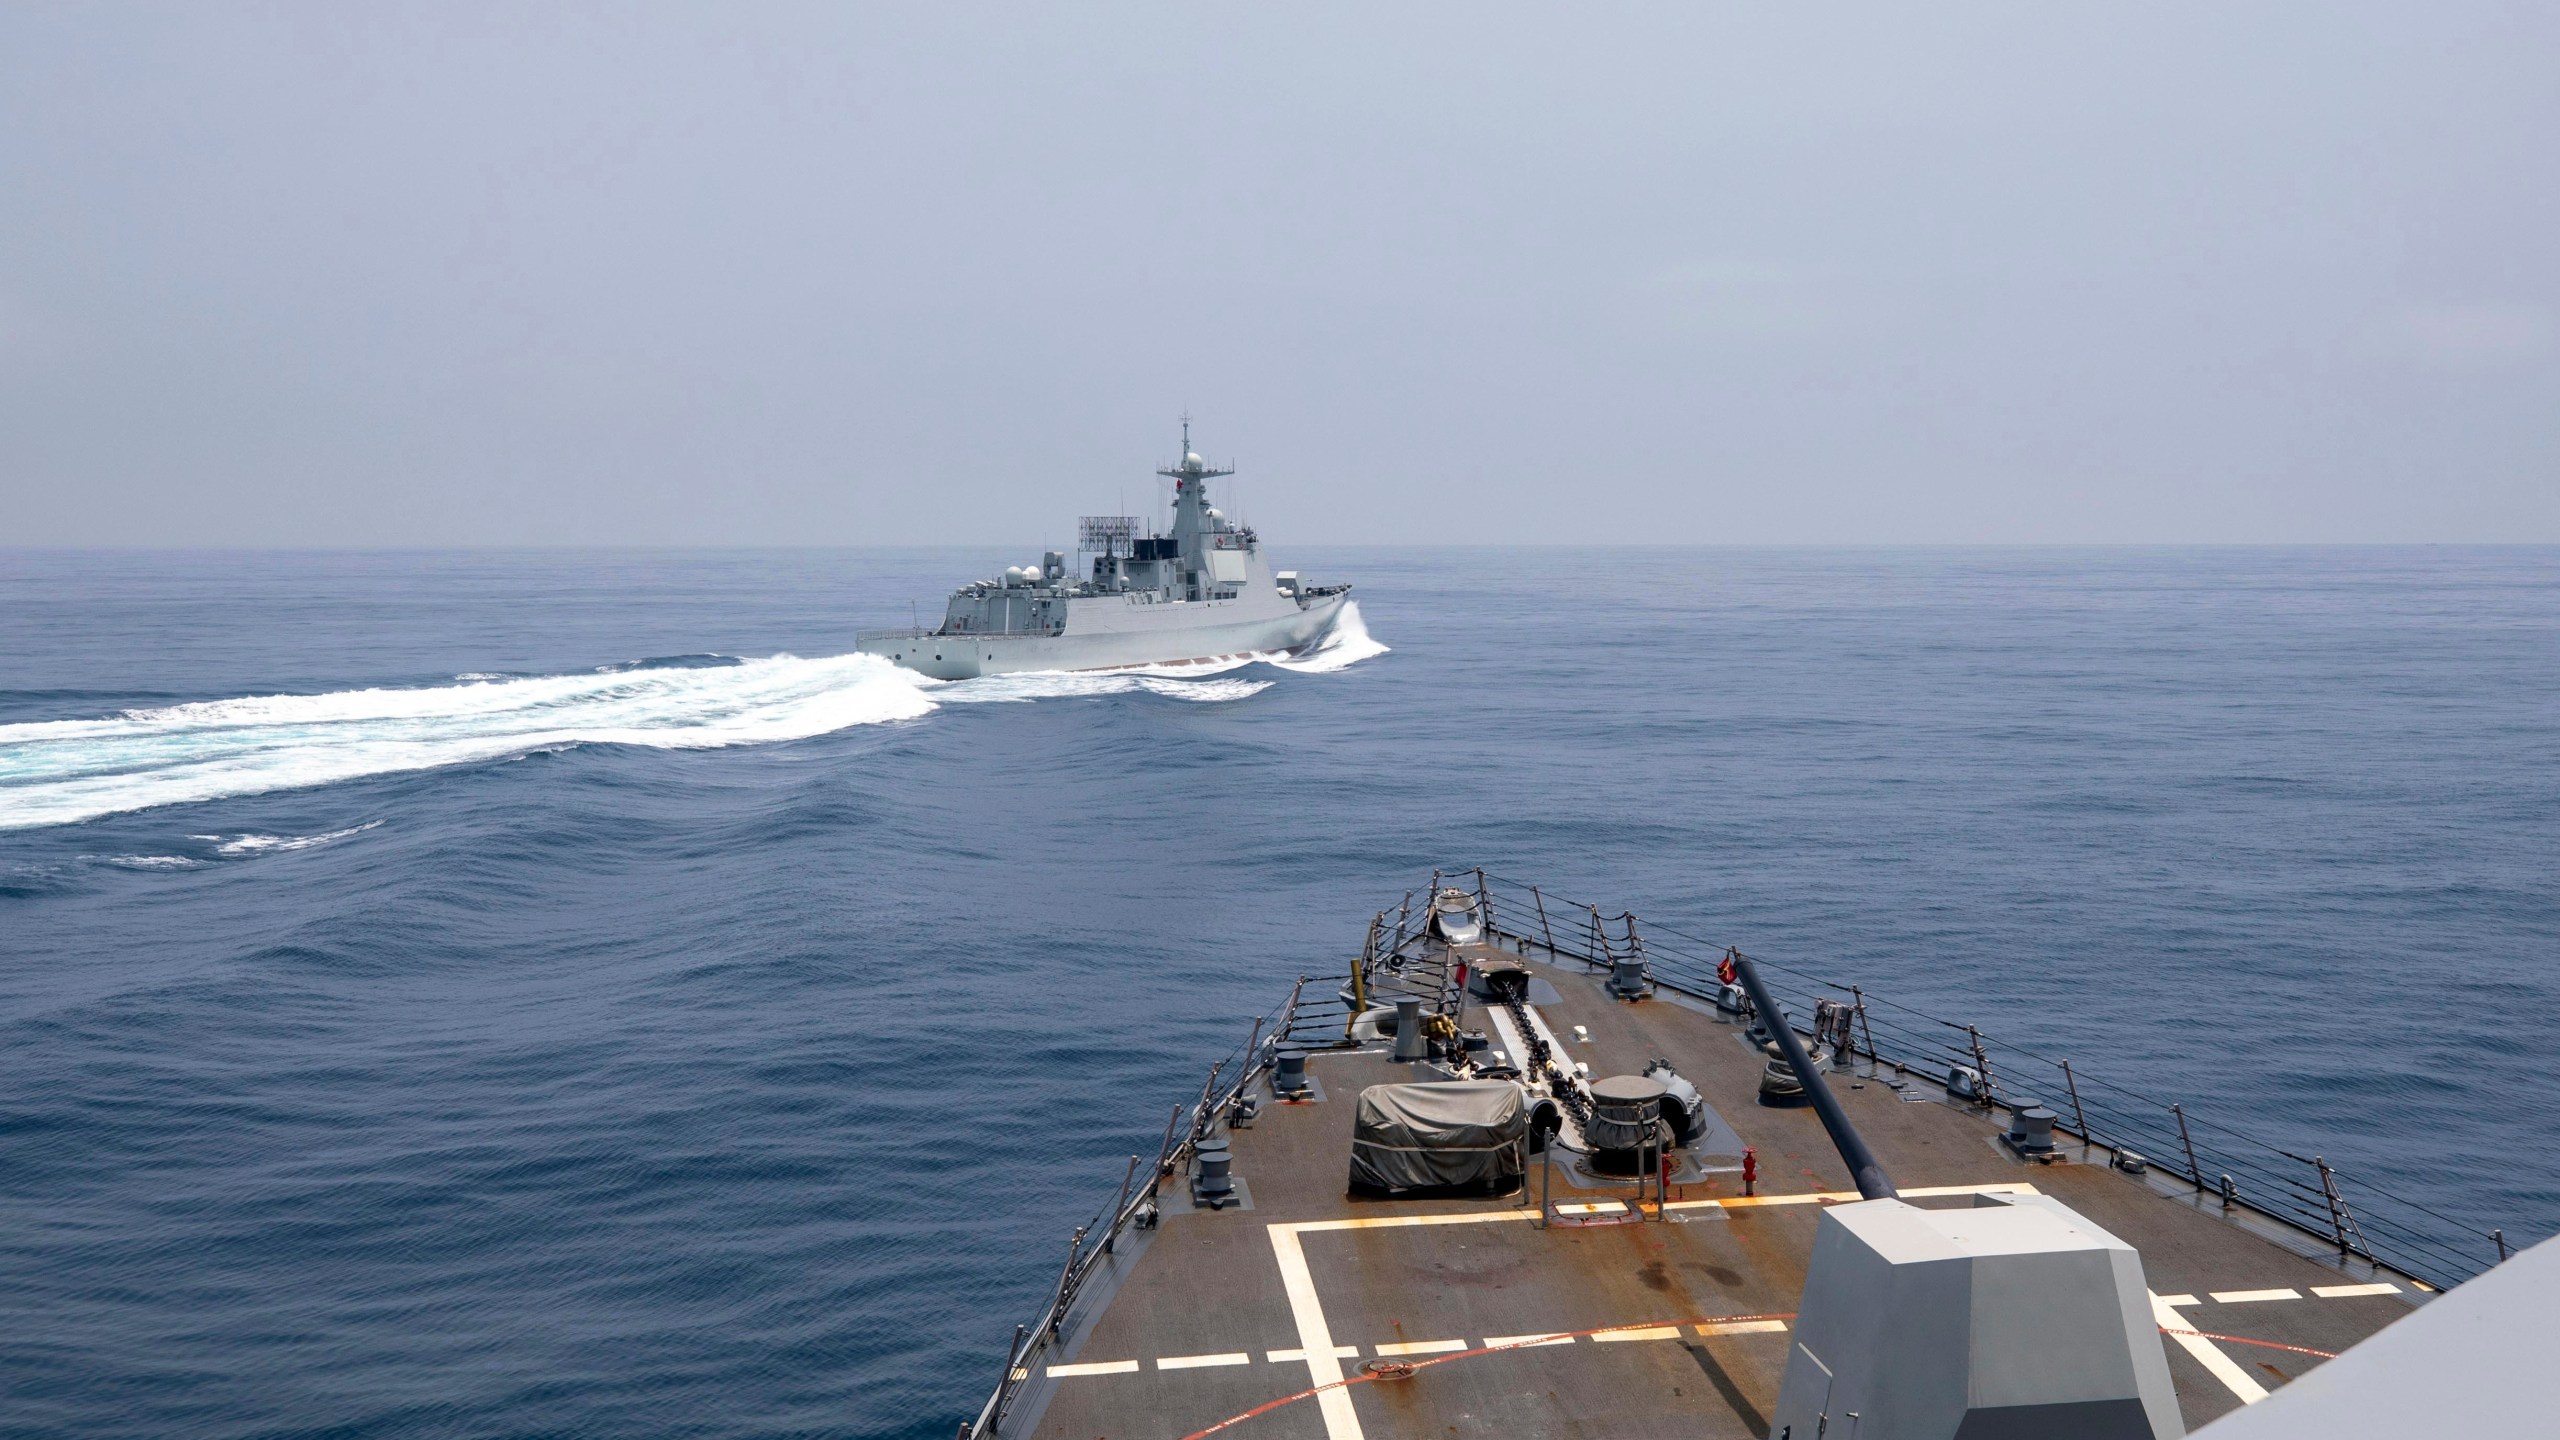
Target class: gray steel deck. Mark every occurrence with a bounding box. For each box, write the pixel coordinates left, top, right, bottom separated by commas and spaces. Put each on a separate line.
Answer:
1003, 941, 2420, 1440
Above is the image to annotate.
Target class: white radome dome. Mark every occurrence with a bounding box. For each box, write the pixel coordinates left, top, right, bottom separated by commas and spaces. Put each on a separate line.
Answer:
1185, 451, 1204, 468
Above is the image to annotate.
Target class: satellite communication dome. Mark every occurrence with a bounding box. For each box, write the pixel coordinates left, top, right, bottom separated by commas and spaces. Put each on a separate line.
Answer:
1205, 507, 1223, 521
1184, 452, 1204, 468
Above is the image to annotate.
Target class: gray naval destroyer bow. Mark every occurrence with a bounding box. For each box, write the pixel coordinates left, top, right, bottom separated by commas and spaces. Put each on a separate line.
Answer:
956, 871, 2553, 1440
857, 424, 1351, 679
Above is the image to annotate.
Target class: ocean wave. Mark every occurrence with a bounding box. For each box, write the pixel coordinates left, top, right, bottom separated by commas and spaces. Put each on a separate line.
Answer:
593, 654, 746, 673
0, 607, 1383, 830
1269, 600, 1390, 673
211, 821, 385, 856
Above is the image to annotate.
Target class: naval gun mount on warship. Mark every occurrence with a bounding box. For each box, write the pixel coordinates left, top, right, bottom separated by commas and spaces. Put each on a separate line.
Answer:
1723, 953, 2188, 1440
1344, 894, 2189, 1439
964, 871, 2481, 1440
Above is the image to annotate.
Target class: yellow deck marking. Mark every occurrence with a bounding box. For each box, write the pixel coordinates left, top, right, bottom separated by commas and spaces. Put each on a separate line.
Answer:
1483, 1333, 1575, 1348
1665, 1181, 2040, 1213
1592, 1325, 1683, 1342
1697, 1319, 1790, 1335
1159, 1353, 1252, 1370
1373, 1340, 1465, 1356
2211, 1288, 2302, 1304
1047, 1360, 1140, 1377
1556, 1201, 1629, 1215
2313, 1283, 2400, 1298
2152, 1290, 2268, 1405
1259, 1182, 2039, 1440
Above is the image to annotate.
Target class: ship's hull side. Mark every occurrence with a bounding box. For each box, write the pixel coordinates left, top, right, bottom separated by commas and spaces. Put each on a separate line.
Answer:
857, 591, 1349, 680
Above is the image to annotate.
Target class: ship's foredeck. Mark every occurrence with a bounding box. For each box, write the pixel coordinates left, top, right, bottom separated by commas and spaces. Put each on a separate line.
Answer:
1001, 941, 2418, 1440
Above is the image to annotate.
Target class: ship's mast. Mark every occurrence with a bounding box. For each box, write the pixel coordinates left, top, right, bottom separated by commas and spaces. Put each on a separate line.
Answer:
1156, 417, 1232, 601
1155, 417, 1232, 490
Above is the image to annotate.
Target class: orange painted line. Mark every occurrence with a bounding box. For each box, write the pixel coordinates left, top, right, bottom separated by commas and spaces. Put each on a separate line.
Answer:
2159, 1326, 2339, 1360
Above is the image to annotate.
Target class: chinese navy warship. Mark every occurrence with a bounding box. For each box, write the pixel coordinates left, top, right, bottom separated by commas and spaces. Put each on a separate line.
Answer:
857, 425, 1351, 680
949, 869, 2549, 1439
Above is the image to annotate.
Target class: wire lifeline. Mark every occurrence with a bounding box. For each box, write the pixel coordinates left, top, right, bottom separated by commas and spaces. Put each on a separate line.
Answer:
1454, 869, 2504, 1282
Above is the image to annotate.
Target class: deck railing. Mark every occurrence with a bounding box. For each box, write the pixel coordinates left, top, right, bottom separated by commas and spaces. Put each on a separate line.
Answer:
957, 975, 1352, 1440
959, 867, 2523, 1436
1439, 865, 2516, 1295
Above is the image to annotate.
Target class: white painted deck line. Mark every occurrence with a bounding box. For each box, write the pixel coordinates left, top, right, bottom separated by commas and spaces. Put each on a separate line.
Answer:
2211, 1288, 2303, 1304
1373, 1340, 1466, 1356
1484, 1333, 1575, 1348
2313, 1283, 2401, 1298
1046, 1359, 1140, 1377
1268, 1223, 1366, 1440
2154, 1294, 2200, 1308
1265, 1345, 1360, 1363
1593, 1325, 1683, 1342
2152, 1290, 2268, 1405
1157, 1352, 1251, 1370
1697, 1320, 1790, 1335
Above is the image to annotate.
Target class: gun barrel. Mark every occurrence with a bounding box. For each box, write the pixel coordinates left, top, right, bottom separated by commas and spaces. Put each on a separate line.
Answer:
1732, 957, 1897, 1201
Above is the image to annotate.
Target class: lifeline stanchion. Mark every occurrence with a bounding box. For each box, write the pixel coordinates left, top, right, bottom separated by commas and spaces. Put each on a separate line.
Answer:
1101, 1154, 1140, 1254
2174, 1104, 2203, 1193
2061, 1060, 2091, 1144
988, 1323, 1026, 1431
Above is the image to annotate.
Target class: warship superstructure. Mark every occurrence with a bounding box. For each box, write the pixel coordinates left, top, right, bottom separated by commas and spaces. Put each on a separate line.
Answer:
857, 425, 1351, 679
950, 869, 2544, 1439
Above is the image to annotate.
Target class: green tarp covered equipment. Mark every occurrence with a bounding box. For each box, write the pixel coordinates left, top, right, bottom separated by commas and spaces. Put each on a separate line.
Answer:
1348, 1080, 1527, 1193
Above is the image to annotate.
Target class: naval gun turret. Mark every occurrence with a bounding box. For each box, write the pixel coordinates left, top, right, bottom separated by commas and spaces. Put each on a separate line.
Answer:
1729, 955, 2188, 1440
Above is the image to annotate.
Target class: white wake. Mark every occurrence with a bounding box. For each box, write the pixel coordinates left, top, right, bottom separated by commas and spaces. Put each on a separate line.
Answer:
1271, 600, 1391, 674
0, 604, 1386, 831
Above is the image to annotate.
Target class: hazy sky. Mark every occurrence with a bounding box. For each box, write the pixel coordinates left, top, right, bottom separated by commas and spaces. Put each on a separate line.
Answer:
3, 4, 2554, 546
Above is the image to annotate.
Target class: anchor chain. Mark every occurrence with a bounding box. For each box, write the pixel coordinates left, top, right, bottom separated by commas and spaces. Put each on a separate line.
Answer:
1501, 994, 1590, 1129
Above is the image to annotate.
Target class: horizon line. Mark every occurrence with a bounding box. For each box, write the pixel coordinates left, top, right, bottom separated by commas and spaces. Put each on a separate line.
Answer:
8, 540, 2560, 555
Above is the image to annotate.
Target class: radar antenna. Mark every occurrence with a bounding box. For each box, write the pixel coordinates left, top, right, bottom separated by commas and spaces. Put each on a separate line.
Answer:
1156, 415, 1232, 485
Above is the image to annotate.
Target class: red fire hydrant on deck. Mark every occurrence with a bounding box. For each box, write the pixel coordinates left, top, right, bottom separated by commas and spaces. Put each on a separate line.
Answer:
1742, 1146, 1757, 1197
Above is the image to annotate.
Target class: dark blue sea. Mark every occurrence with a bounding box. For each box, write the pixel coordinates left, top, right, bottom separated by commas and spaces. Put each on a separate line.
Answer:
4, 546, 2555, 1439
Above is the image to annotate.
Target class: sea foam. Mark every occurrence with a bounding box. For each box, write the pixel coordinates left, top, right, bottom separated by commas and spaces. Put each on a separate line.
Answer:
0, 607, 1384, 830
